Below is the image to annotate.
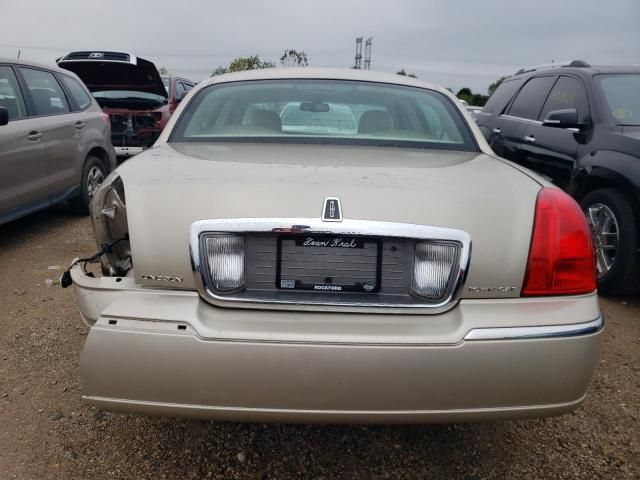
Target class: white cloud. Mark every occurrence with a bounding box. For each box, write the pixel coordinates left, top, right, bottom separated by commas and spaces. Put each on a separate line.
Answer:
0, 0, 638, 93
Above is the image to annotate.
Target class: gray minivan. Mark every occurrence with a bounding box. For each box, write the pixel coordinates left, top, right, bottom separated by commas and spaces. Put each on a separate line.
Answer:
0, 58, 116, 224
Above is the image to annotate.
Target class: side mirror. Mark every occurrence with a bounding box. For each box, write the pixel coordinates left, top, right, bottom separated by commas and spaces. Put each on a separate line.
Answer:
542, 108, 581, 129
0, 107, 8, 126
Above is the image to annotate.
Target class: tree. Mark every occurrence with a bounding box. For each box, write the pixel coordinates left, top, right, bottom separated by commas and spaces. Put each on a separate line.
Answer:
456, 87, 472, 105
471, 93, 489, 107
455, 87, 488, 107
158, 66, 169, 75
212, 55, 275, 76
488, 76, 508, 96
396, 68, 417, 78
280, 49, 309, 67
212, 65, 230, 76
456, 87, 472, 98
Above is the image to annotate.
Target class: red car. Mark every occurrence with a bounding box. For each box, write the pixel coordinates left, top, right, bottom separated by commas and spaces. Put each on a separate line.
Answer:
57, 51, 194, 158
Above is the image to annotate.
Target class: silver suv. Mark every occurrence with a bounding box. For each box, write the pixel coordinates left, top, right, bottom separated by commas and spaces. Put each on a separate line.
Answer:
0, 58, 116, 224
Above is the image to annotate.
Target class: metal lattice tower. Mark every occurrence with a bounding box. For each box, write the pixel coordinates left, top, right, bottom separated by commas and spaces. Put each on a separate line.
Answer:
364, 37, 373, 70
354, 37, 363, 69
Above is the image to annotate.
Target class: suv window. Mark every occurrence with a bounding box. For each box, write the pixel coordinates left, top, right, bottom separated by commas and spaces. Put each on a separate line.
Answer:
482, 79, 522, 114
539, 76, 588, 122
175, 81, 186, 98
20, 67, 70, 116
596, 74, 640, 126
507, 76, 556, 120
60, 75, 92, 110
0, 66, 27, 120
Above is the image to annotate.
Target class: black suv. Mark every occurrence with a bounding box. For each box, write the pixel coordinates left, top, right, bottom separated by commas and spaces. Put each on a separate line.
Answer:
477, 61, 640, 295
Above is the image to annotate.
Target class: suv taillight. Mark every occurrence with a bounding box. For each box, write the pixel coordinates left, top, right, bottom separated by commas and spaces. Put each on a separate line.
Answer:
522, 187, 596, 296
101, 113, 110, 127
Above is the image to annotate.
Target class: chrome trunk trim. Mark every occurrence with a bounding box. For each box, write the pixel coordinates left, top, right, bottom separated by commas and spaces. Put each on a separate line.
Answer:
189, 218, 471, 314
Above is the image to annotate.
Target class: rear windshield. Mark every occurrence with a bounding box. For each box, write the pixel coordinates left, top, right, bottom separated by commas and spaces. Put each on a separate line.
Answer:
597, 74, 640, 126
170, 79, 477, 151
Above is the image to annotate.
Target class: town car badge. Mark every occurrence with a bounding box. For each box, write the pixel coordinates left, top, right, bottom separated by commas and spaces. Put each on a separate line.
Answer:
321, 197, 342, 222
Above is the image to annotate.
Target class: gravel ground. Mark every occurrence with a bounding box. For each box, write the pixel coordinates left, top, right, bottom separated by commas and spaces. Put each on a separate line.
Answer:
1, 205, 638, 480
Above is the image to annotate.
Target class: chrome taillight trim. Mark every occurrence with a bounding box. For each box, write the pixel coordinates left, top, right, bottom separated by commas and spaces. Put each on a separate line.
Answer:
189, 218, 471, 314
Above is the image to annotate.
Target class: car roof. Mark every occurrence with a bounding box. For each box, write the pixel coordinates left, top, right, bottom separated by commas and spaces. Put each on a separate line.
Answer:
513, 65, 640, 80
207, 67, 449, 94
0, 57, 76, 75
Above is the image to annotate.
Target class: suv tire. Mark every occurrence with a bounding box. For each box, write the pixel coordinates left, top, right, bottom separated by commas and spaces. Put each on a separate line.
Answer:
69, 156, 106, 215
580, 188, 640, 296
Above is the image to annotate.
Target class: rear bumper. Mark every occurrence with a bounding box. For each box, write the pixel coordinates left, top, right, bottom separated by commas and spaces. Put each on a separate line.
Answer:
72, 267, 603, 423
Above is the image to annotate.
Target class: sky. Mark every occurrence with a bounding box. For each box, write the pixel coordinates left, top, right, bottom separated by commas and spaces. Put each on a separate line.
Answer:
1, 0, 639, 94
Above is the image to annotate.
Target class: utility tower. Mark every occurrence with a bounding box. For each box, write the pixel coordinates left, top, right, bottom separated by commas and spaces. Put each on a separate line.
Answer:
354, 37, 363, 69
364, 37, 373, 70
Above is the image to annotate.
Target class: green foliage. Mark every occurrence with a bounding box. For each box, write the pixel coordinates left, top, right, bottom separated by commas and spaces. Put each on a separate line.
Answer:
280, 49, 309, 67
212, 55, 275, 76
158, 66, 169, 75
212, 65, 229, 76
488, 76, 508, 96
396, 68, 417, 78
471, 93, 489, 106
456, 87, 488, 107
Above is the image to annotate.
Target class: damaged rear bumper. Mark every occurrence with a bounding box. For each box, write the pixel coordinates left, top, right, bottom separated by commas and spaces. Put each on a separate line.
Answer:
71, 266, 603, 423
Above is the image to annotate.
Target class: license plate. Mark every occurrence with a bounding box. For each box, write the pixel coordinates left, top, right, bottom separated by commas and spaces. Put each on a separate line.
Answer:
276, 235, 382, 293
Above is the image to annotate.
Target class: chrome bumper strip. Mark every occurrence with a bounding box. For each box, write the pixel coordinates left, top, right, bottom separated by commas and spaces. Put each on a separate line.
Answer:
464, 314, 603, 341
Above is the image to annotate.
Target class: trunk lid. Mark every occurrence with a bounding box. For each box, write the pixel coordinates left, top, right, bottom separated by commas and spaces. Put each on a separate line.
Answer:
118, 143, 541, 298
57, 51, 167, 99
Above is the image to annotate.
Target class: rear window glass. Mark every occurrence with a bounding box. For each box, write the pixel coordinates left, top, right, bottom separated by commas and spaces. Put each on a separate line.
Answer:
60, 75, 92, 110
280, 102, 357, 134
171, 79, 477, 152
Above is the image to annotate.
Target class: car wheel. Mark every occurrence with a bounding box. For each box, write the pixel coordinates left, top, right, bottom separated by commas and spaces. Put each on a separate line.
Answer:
69, 156, 106, 215
581, 188, 640, 296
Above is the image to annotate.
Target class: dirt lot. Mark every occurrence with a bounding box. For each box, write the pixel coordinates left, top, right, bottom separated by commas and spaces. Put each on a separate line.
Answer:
0, 205, 638, 480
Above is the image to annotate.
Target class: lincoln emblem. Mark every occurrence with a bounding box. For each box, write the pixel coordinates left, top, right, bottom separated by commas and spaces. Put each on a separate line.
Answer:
322, 197, 342, 222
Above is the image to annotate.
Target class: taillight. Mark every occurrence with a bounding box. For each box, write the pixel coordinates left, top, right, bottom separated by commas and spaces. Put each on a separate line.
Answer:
101, 113, 110, 127
522, 187, 596, 296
